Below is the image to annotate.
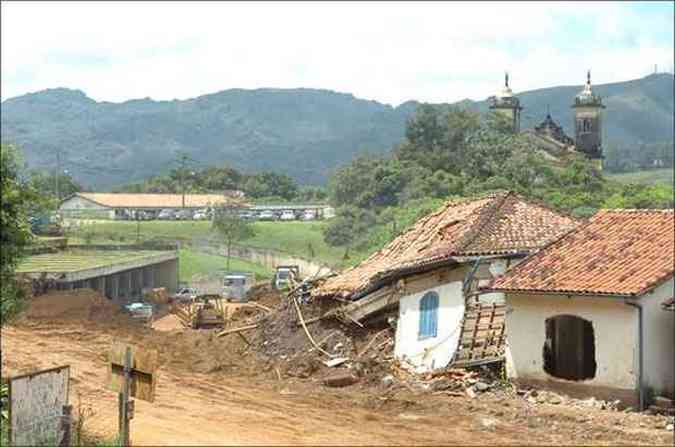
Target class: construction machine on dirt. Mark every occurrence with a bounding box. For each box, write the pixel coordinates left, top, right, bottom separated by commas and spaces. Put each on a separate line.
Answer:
171, 294, 227, 329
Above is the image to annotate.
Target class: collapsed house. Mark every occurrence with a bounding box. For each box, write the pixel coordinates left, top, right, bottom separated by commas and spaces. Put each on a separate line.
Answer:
312, 191, 579, 373
485, 209, 674, 409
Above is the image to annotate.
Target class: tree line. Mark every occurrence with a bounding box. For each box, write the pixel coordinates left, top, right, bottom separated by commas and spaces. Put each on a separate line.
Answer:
115, 165, 327, 204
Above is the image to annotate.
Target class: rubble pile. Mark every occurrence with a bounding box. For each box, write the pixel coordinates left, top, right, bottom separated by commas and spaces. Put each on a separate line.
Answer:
230, 283, 396, 384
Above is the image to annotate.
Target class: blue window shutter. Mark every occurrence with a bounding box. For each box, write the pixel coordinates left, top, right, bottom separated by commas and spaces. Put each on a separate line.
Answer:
419, 292, 439, 339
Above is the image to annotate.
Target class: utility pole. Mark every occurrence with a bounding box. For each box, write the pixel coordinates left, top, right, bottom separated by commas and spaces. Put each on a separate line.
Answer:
174, 153, 193, 209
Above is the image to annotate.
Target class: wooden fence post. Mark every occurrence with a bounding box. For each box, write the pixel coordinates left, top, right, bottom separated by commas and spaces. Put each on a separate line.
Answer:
59, 404, 72, 447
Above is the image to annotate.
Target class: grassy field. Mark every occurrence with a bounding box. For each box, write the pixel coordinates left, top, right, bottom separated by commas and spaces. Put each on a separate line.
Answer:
16, 249, 174, 273
178, 247, 272, 282
240, 221, 346, 266
607, 168, 674, 185
68, 220, 348, 267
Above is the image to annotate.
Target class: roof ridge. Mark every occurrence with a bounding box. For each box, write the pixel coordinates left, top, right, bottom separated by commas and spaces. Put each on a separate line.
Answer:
453, 191, 511, 253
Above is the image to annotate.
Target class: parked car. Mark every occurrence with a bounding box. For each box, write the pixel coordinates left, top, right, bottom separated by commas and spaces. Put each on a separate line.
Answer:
158, 209, 175, 220
172, 287, 199, 303
301, 210, 316, 221
123, 302, 154, 324
258, 210, 276, 221
193, 209, 208, 220
238, 210, 256, 220
280, 210, 295, 221
134, 210, 154, 220
175, 209, 193, 220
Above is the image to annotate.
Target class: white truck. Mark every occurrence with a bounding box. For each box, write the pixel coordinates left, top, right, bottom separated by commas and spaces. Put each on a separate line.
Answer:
272, 265, 300, 290
222, 272, 255, 302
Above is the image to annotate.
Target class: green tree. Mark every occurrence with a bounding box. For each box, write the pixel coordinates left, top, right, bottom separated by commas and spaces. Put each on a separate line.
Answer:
322, 206, 376, 258
396, 106, 480, 173
200, 165, 243, 192
1, 144, 41, 325
27, 169, 83, 202
244, 172, 299, 200
211, 206, 255, 271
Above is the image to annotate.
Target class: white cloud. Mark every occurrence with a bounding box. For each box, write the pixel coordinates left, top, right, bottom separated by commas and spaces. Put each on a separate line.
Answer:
1, 1, 673, 105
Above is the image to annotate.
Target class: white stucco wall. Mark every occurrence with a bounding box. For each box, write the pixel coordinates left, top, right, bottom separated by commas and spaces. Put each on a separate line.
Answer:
60, 195, 107, 211
504, 293, 638, 391
60, 196, 114, 219
394, 259, 514, 373
641, 277, 675, 398
395, 276, 466, 373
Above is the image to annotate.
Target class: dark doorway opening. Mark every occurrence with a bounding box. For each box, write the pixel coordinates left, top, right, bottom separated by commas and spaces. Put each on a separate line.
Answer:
543, 314, 596, 381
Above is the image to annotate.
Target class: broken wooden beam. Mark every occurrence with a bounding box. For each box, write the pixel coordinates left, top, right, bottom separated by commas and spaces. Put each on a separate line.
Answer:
216, 324, 259, 337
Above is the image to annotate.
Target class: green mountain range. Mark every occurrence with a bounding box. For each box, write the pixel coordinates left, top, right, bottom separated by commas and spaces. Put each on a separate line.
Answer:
1, 73, 672, 189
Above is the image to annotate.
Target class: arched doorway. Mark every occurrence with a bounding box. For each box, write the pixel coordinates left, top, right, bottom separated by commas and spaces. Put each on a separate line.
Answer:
543, 315, 597, 381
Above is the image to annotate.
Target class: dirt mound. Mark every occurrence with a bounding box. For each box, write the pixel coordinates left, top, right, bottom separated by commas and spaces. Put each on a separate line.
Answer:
23, 288, 125, 323
247, 283, 282, 308
103, 325, 256, 375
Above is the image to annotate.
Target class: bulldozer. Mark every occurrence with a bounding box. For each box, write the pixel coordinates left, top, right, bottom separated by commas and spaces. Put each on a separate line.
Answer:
171, 294, 226, 329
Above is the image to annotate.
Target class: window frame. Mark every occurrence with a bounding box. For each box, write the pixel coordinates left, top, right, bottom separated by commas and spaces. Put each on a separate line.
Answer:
418, 291, 439, 340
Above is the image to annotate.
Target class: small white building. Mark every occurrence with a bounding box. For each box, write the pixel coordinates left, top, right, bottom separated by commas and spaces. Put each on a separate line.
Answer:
487, 209, 674, 409
313, 191, 579, 373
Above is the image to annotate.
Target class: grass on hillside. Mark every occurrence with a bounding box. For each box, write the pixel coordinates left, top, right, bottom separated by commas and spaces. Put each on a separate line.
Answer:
178, 247, 272, 282
606, 167, 674, 185
67, 220, 348, 267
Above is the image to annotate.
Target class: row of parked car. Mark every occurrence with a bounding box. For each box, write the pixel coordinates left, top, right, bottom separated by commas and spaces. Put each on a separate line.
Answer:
116, 208, 319, 221
243, 209, 318, 221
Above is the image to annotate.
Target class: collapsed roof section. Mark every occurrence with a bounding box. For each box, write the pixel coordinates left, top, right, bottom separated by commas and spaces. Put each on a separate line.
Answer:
313, 191, 580, 300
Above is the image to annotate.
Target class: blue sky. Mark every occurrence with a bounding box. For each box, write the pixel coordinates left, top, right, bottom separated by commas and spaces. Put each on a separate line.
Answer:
1, 1, 673, 105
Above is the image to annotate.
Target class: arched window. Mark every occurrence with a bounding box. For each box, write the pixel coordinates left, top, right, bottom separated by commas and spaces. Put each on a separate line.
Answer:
418, 291, 439, 339
583, 118, 591, 132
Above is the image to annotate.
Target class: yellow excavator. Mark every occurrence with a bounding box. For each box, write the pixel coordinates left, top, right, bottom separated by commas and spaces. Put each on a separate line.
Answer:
171, 294, 226, 329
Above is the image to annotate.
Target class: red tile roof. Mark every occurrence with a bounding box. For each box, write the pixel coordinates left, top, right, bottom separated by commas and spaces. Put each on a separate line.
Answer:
313, 191, 579, 299
488, 209, 674, 296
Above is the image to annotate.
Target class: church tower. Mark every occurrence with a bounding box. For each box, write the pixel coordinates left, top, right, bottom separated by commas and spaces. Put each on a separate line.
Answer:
572, 71, 605, 169
489, 72, 522, 132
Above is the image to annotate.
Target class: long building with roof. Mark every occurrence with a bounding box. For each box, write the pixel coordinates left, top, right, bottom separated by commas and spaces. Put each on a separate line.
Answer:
59, 192, 246, 219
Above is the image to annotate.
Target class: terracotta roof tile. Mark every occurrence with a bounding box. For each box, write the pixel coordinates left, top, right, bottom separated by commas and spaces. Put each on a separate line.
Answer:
314, 191, 579, 299
488, 209, 674, 296
71, 193, 245, 209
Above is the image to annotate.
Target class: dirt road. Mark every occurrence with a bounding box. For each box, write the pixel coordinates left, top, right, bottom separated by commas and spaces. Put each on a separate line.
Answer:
2, 318, 671, 445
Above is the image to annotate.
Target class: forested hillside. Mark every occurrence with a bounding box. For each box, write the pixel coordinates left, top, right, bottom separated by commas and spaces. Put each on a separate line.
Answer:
1, 74, 672, 189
